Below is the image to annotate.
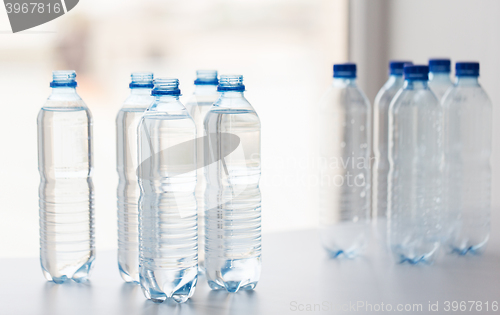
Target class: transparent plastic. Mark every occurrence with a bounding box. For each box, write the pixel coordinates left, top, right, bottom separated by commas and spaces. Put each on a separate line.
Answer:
184, 70, 219, 274
204, 75, 262, 292
137, 78, 198, 303
442, 76, 492, 255
37, 70, 95, 283
319, 77, 371, 258
116, 72, 154, 283
372, 74, 404, 242
429, 72, 454, 101
388, 79, 444, 264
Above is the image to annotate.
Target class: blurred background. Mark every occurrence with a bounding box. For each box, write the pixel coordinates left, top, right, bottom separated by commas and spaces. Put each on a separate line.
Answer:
0, 0, 499, 258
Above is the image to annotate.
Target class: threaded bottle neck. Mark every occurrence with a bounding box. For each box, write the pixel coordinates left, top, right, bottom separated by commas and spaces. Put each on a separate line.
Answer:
130, 72, 154, 89
195, 70, 218, 85
51, 70, 77, 88
152, 78, 181, 97
218, 75, 245, 92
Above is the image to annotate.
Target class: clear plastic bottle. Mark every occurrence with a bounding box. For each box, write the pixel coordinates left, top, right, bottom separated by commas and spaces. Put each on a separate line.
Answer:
319, 63, 371, 258
116, 72, 154, 283
442, 62, 492, 255
387, 65, 444, 264
204, 75, 261, 292
372, 61, 412, 241
137, 78, 198, 303
38, 70, 95, 283
428, 58, 453, 101
184, 70, 219, 274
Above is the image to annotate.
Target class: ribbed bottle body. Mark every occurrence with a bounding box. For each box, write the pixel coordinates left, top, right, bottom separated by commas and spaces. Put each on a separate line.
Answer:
138, 92, 198, 303
116, 88, 153, 283
319, 79, 371, 258
204, 90, 261, 293
388, 80, 444, 264
442, 77, 492, 255
372, 75, 404, 242
185, 84, 219, 273
38, 94, 95, 284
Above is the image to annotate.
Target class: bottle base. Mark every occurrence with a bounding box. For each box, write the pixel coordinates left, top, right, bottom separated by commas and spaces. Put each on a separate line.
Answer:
41, 256, 95, 284
140, 266, 198, 303
118, 262, 140, 284
206, 257, 261, 293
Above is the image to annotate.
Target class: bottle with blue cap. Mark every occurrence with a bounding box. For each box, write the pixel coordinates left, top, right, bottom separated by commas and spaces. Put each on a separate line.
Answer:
428, 58, 453, 101
204, 75, 261, 292
116, 72, 154, 283
442, 62, 492, 255
38, 70, 95, 283
372, 60, 412, 243
137, 78, 198, 303
185, 70, 219, 274
387, 65, 444, 264
318, 63, 371, 258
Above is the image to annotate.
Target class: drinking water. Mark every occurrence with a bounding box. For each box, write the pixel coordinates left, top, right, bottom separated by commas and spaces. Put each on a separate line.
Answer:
185, 70, 219, 274
137, 78, 198, 303
428, 59, 453, 101
388, 65, 444, 264
319, 63, 371, 258
116, 72, 154, 283
204, 75, 262, 292
38, 70, 95, 283
442, 62, 492, 255
373, 61, 411, 243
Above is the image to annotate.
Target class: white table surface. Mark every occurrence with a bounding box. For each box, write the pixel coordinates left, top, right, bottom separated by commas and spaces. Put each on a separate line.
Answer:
1, 222, 499, 315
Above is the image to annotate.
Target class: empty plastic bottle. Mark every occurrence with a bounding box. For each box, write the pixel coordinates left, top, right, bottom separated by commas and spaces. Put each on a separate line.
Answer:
319, 63, 371, 258
428, 58, 453, 101
387, 65, 444, 264
442, 62, 492, 255
117, 72, 154, 283
137, 78, 198, 303
38, 70, 95, 283
185, 70, 219, 274
204, 75, 261, 292
373, 61, 412, 241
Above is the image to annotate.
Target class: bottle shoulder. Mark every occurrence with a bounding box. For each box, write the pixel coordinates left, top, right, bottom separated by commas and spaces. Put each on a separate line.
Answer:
390, 88, 440, 111
121, 94, 154, 110
442, 85, 492, 108
320, 85, 371, 110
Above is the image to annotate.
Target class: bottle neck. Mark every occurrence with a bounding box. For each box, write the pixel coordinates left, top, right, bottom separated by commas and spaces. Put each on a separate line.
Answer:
455, 76, 479, 86
51, 87, 77, 94
332, 78, 357, 87
194, 84, 218, 95
429, 72, 451, 82
404, 79, 429, 89
387, 74, 404, 85
130, 88, 151, 95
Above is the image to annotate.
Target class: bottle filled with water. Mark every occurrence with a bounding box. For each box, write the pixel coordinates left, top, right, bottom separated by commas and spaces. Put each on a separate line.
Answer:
428, 58, 453, 101
388, 65, 444, 264
204, 75, 261, 292
37, 70, 95, 283
442, 62, 492, 255
373, 61, 411, 243
137, 78, 198, 303
185, 70, 219, 274
116, 72, 154, 283
319, 63, 371, 258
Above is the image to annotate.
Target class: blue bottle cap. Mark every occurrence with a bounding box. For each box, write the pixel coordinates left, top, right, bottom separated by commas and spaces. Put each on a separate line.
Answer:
389, 61, 413, 75
130, 72, 154, 89
217, 75, 245, 92
151, 78, 181, 96
404, 65, 429, 81
50, 70, 77, 88
428, 59, 451, 73
455, 62, 480, 77
333, 63, 356, 78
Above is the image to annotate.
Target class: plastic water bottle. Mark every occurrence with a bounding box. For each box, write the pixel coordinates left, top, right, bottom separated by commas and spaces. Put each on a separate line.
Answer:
387, 65, 444, 264
137, 78, 198, 303
442, 62, 492, 255
318, 63, 371, 258
185, 70, 219, 274
116, 72, 154, 283
38, 70, 95, 283
204, 75, 261, 292
428, 58, 453, 101
373, 61, 411, 241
